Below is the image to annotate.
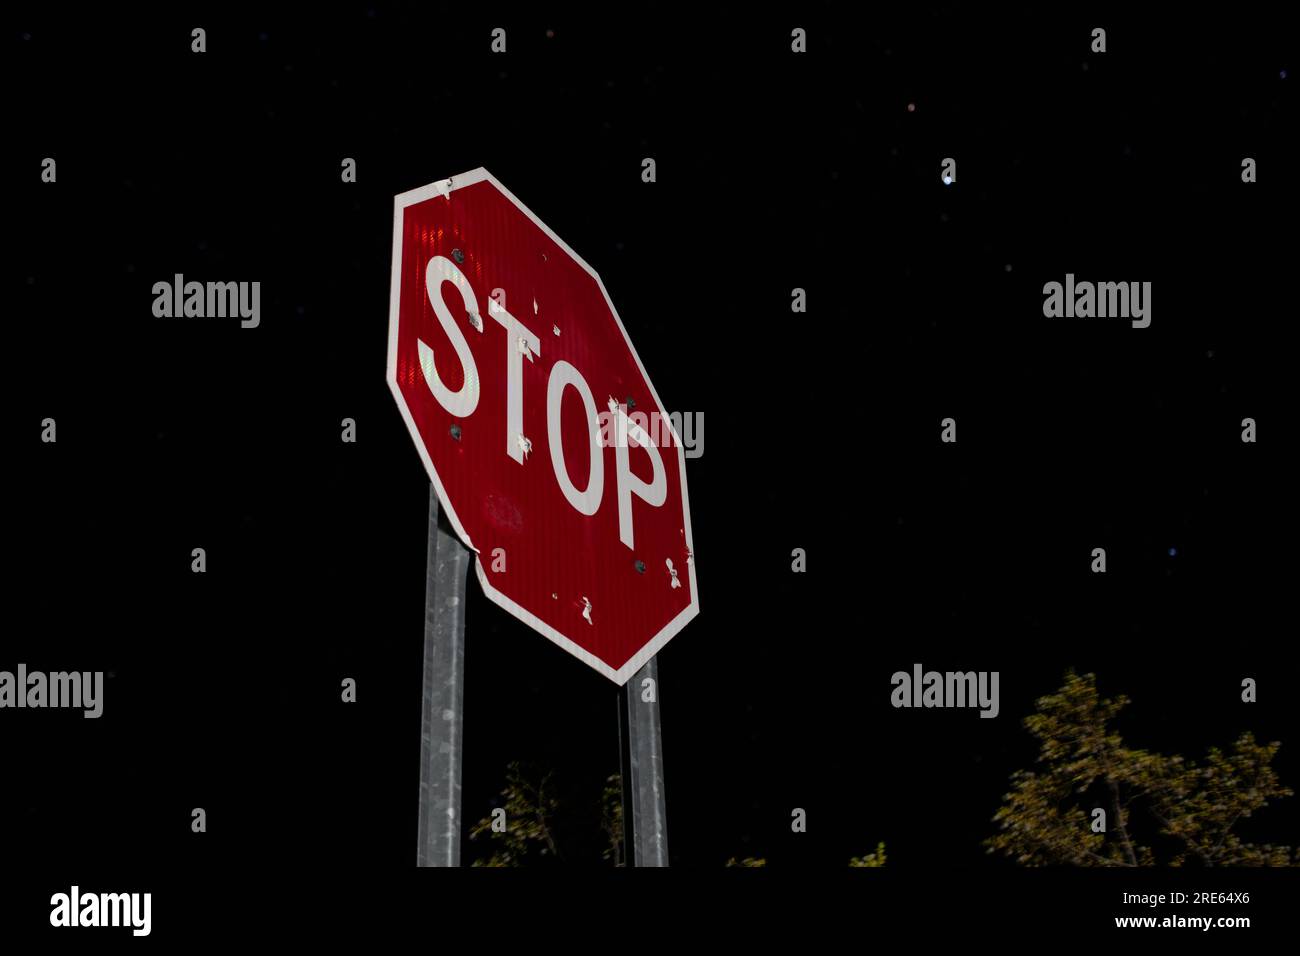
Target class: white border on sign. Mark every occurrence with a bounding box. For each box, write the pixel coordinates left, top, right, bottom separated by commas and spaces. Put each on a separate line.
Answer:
386, 168, 700, 685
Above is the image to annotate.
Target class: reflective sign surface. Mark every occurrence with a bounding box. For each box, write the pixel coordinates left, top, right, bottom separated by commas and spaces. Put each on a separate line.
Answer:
388, 169, 698, 683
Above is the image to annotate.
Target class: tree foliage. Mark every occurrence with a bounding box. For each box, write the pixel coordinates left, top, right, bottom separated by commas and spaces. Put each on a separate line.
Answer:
470, 764, 622, 867
987, 672, 1297, 866
473, 764, 886, 867
848, 842, 888, 867
469, 762, 563, 867
600, 773, 624, 867
725, 843, 886, 867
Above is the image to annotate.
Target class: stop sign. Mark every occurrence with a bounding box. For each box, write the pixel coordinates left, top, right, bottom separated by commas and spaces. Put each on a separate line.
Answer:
386, 169, 698, 683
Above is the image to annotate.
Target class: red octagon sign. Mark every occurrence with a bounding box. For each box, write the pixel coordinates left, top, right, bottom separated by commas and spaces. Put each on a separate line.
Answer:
387, 169, 698, 683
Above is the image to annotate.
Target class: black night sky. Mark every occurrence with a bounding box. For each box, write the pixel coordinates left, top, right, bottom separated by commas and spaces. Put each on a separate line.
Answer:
5, 3, 1298, 941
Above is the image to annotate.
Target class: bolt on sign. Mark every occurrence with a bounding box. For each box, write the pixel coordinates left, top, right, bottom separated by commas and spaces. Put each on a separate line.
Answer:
387, 169, 699, 682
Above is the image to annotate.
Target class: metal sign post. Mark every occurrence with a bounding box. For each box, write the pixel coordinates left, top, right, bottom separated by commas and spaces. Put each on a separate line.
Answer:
620, 656, 669, 866
416, 486, 471, 867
